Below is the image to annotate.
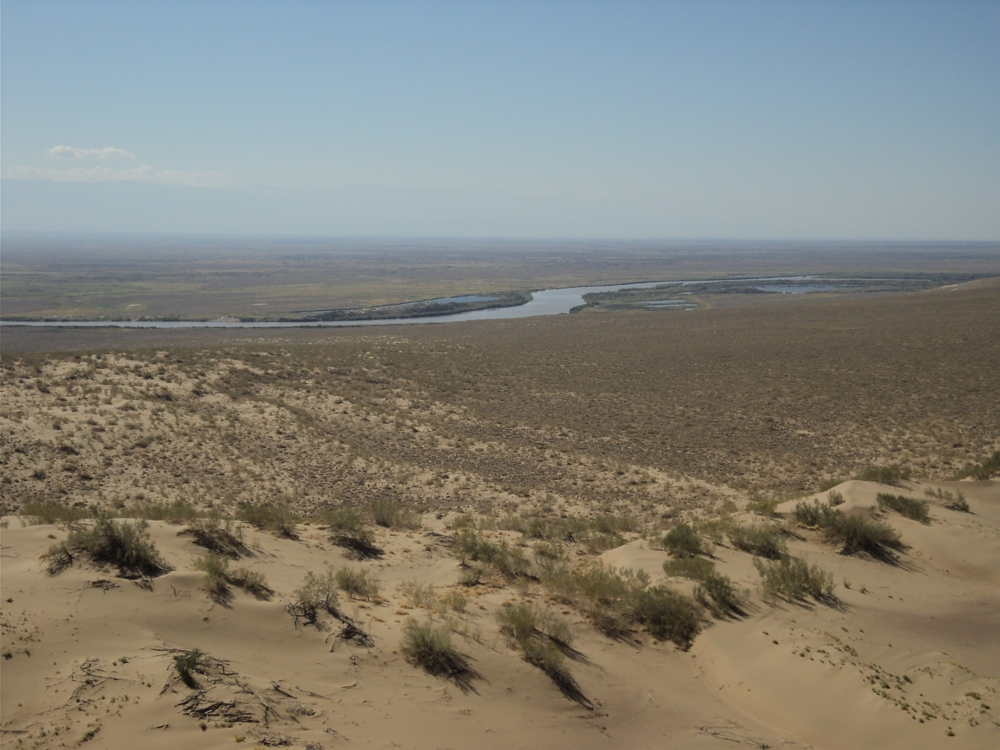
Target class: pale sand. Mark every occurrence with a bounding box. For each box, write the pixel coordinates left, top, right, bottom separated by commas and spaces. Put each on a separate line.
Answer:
2, 479, 998, 749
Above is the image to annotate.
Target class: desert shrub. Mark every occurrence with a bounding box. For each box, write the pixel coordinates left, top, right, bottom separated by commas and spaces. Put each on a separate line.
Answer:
20, 502, 89, 525
826, 489, 845, 506
128, 499, 200, 524
496, 602, 573, 648
400, 580, 436, 608
335, 566, 381, 601
877, 493, 930, 523
48, 518, 171, 578
754, 556, 836, 605
794, 500, 904, 561
227, 567, 270, 599
453, 530, 531, 580
793, 499, 841, 528
193, 552, 231, 599
631, 587, 703, 649
181, 517, 248, 558
663, 523, 706, 558
236, 501, 297, 538
858, 464, 909, 486
924, 487, 969, 512
293, 569, 339, 621
173, 648, 203, 688
321, 506, 382, 558
696, 573, 746, 619
662, 556, 716, 581
954, 450, 1000, 481
438, 589, 467, 614
370, 498, 421, 530
581, 530, 625, 554
728, 525, 786, 559
533, 540, 566, 562
400, 620, 479, 691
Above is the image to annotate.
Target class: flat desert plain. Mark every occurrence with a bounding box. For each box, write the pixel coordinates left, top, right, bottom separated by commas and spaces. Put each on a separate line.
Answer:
2, 276, 999, 750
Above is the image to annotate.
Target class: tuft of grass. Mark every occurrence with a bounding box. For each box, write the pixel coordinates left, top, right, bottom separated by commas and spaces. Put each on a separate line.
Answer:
47, 518, 171, 578
335, 566, 381, 601
877, 493, 930, 523
754, 556, 837, 605
662, 523, 707, 558
173, 648, 203, 688
193, 552, 231, 600
728, 525, 786, 559
370, 498, 421, 530
400, 620, 480, 692
236, 501, 297, 538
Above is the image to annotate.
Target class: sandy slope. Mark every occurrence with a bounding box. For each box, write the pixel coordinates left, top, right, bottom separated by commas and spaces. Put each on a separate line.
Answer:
2, 478, 998, 749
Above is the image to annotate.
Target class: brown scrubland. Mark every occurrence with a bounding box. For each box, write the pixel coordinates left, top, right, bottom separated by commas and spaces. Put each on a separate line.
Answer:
1, 275, 998, 749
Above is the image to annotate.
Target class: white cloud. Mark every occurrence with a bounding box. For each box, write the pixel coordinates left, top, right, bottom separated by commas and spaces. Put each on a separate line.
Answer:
6, 163, 228, 188
47, 145, 136, 160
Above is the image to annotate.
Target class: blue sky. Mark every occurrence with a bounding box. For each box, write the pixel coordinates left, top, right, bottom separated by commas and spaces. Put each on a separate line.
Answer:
2, 0, 998, 238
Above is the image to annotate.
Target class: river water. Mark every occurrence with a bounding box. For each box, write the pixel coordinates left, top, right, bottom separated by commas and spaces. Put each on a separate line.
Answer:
0, 276, 829, 329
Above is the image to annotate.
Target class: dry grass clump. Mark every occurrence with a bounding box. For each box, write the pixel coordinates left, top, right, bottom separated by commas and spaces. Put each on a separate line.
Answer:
662, 523, 709, 558
540, 561, 703, 648
181, 517, 249, 558
754, 556, 837, 605
400, 580, 436, 608
335, 566, 381, 601
924, 487, 969, 512
454, 530, 532, 581
793, 500, 905, 562
400, 620, 480, 692
20, 501, 89, 525
370, 498, 421, 530
46, 517, 171, 578
877, 493, 930, 523
236, 501, 297, 538
173, 648, 204, 689
728, 524, 786, 559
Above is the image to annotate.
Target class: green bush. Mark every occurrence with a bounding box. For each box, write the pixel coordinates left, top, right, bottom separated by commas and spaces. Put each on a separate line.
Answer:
321, 506, 382, 558
662, 556, 716, 581
794, 500, 904, 561
663, 523, 706, 558
453, 530, 531, 580
754, 556, 836, 605
728, 525, 786, 559
496, 602, 573, 648
370, 498, 421, 530
193, 552, 231, 600
632, 587, 704, 649
182, 517, 248, 558
335, 566, 381, 600
877, 493, 930, 523
173, 648, 203, 688
696, 573, 745, 619
47, 518, 171, 578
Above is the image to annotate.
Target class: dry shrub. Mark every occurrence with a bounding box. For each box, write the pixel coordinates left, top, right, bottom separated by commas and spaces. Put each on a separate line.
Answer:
400, 620, 480, 692
20, 502, 89, 525
47, 518, 171, 578
876, 493, 930, 523
335, 566, 381, 600
754, 556, 837, 605
728, 524, 786, 559
370, 498, 421, 530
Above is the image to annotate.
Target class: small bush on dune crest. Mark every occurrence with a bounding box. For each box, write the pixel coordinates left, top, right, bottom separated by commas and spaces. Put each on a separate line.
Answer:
128, 499, 201, 524
400, 620, 480, 692
728, 525, 786, 559
370, 498, 421, 530
632, 587, 704, 648
954, 450, 1000, 481
662, 557, 745, 619
46, 517, 171, 578
662, 556, 716, 581
194, 552, 271, 601
877, 493, 930, 523
454, 529, 531, 580
293, 569, 340, 622
181, 517, 248, 558
858, 464, 910, 487
754, 556, 837, 605
793, 500, 904, 562
663, 523, 707, 558
924, 487, 969, 513
321, 506, 383, 558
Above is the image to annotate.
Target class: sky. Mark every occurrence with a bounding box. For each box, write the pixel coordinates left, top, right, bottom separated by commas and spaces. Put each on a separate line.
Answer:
2, 0, 998, 239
